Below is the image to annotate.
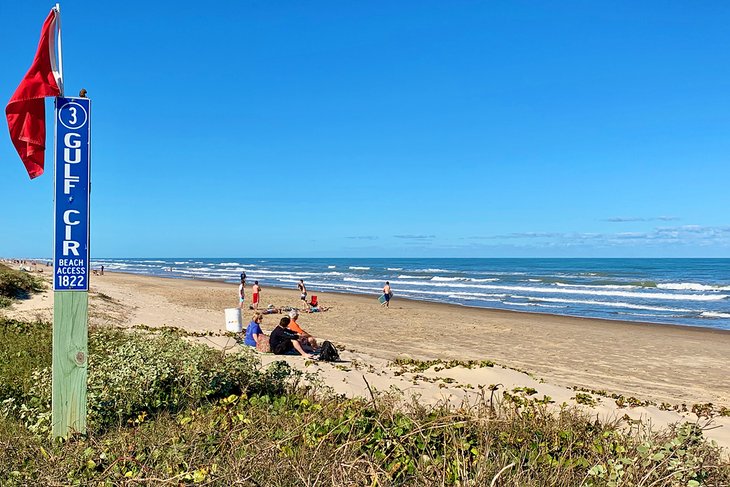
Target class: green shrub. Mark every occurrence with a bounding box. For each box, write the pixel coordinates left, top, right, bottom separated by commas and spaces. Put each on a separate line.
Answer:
0, 319, 52, 404
0, 264, 45, 306
1, 323, 295, 433
1, 392, 728, 486
1, 318, 728, 485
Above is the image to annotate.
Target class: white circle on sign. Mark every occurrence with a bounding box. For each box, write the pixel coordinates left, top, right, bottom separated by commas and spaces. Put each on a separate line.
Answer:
58, 101, 88, 130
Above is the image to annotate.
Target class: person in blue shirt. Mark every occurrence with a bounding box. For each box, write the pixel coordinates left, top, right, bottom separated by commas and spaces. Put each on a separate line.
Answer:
244, 312, 266, 347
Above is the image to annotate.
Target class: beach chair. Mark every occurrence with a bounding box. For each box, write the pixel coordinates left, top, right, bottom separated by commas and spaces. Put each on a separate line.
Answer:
309, 295, 318, 307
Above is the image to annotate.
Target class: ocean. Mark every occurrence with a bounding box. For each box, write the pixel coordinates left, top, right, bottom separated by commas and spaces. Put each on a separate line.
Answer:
92, 258, 730, 331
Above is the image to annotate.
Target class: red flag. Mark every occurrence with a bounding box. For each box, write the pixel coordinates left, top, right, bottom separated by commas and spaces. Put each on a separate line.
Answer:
5, 8, 63, 179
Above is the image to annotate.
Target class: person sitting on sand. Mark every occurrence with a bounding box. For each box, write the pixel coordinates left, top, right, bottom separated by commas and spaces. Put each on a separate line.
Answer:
269, 316, 314, 359
243, 312, 266, 348
288, 310, 318, 350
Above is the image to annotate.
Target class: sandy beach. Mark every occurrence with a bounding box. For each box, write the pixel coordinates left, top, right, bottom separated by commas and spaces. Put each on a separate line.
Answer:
4, 269, 730, 451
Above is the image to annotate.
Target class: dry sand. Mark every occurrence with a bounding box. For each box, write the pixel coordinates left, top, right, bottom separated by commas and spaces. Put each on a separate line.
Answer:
4, 270, 730, 451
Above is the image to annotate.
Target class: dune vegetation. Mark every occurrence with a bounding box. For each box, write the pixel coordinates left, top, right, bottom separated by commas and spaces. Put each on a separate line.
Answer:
0, 263, 45, 308
1, 315, 728, 486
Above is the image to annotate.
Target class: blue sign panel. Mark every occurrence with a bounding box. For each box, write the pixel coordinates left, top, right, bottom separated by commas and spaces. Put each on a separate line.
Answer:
54, 97, 91, 291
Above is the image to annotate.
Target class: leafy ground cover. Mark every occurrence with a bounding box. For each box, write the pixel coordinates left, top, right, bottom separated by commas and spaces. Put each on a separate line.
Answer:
1, 318, 728, 486
0, 263, 45, 308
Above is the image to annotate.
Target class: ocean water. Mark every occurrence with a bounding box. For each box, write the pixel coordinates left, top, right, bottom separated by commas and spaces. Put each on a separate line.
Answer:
92, 258, 730, 330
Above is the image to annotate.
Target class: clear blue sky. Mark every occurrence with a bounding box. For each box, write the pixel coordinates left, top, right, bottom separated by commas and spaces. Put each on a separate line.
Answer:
2, 1, 730, 258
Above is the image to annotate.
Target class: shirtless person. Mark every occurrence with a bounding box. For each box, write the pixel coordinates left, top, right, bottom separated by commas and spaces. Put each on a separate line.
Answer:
238, 278, 246, 309
252, 281, 261, 309
382, 281, 392, 308
297, 279, 308, 309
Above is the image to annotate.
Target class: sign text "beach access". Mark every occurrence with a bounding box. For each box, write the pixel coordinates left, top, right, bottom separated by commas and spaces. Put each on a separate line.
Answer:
54, 98, 91, 291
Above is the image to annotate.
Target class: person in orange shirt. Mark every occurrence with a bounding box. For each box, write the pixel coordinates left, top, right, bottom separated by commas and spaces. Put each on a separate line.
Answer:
288, 310, 318, 350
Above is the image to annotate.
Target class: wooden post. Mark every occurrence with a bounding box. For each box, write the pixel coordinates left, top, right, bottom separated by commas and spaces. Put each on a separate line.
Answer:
52, 291, 88, 436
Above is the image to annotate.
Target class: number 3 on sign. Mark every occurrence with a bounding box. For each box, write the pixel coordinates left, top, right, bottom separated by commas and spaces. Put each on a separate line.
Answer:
58, 101, 87, 130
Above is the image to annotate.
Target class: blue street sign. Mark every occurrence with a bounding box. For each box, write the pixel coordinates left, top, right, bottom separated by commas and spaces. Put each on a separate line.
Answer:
54, 97, 91, 291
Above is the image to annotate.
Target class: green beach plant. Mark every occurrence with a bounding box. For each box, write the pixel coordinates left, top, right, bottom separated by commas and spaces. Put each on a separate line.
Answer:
0, 264, 45, 307
1, 317, 728, 485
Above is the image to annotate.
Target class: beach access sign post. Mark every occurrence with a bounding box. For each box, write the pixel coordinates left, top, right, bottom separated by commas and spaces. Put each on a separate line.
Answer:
52, 96, 91, 436
5, 5, 90, 437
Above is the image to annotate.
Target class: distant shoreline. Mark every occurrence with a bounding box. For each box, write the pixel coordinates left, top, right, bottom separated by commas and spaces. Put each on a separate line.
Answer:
107, 269, 730, 336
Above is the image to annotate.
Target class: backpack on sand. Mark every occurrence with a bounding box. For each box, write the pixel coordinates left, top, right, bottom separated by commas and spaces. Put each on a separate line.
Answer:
319, 341, 340, 362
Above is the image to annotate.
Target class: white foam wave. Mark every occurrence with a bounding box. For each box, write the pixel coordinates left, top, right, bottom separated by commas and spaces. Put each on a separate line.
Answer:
387, 267, 402, 271
555, 282, 639, 290
615, 312, 674, 319
700, 311, 730, 318
349, 266, 371, 270
528, 296, 694, 313
249, 270, 344, 278
328, 265, 336, 269
474, 271, 527, 276
501, 301, 567, 309
217, 262, 240, 266
382, 280, 727, 302
658, 282, 730, 292
445, 294, 504, 303
397, 275, 421, 279
431, 276, 499, 283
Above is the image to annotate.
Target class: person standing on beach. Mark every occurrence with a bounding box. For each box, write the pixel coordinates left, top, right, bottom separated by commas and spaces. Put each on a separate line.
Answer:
382, 281, 392, 308
238, 278, 246, 309
252, 281, 261, 309
297, 279, 308, 308
100, 265, 104, 276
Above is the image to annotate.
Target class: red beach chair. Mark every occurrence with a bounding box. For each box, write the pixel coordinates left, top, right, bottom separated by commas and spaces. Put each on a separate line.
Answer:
309, 295, 318, 307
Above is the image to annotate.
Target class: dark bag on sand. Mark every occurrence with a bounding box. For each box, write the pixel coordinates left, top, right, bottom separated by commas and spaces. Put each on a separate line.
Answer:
319, 341, 340, 362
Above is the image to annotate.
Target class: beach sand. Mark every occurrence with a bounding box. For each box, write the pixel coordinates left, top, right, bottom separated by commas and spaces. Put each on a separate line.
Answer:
5, 270, 730, 451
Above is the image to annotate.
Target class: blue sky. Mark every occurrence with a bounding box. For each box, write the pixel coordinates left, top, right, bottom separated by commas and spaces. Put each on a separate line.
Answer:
2, 1, 730, 258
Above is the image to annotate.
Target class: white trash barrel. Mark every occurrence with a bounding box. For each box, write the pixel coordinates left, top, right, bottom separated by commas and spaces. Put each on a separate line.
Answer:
224, 308, 242, 333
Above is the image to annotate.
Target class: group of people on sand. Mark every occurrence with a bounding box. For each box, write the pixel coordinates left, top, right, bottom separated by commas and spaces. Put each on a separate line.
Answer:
242, 309, 320, 359
237, 272, 262, 310
238, 273, 328, 312
237, 271, 392, 313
